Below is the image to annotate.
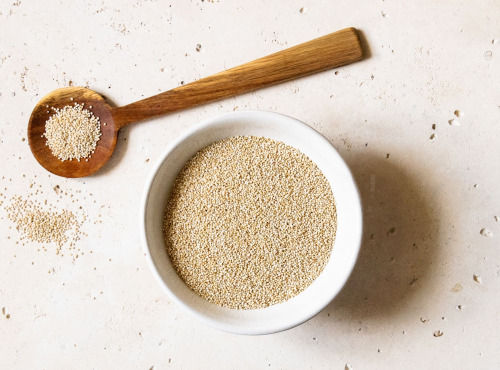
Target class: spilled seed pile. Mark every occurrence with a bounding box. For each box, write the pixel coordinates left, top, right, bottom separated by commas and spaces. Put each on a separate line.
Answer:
43, 103, 101, 161
0, 179, 102, 261
5, 195, 84, 252
163, 136, 337, 309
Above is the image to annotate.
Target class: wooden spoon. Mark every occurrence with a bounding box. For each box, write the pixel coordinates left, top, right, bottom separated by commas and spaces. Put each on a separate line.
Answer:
28, 27, 363, 178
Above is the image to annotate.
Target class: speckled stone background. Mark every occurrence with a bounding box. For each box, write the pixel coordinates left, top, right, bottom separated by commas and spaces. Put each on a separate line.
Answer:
1, 0, 499, 369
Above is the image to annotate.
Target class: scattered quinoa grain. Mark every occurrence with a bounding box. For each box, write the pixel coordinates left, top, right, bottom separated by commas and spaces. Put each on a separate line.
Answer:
3, 192, 88, 259
163, 136, 337, 309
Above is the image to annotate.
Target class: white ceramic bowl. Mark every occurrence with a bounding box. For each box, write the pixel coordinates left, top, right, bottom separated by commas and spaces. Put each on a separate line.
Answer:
141, 110, 362, 335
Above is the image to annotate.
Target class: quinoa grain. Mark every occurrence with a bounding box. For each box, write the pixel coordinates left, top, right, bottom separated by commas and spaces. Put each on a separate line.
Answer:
43, 103, 102, 161
163, 136, 337, 309
4, 195, 84, 255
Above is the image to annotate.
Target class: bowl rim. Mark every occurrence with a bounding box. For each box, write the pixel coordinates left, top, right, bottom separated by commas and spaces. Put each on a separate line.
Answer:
140, 110, 363, 335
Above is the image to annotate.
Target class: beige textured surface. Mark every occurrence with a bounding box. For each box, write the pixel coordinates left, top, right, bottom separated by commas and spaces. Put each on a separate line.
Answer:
0, 0, 499, 368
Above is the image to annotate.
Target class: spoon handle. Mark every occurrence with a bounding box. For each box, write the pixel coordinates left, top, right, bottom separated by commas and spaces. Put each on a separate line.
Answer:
112, 27, 363, 127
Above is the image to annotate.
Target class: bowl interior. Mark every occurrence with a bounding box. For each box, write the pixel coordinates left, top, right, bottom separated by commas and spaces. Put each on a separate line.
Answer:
142, 110, 362, 335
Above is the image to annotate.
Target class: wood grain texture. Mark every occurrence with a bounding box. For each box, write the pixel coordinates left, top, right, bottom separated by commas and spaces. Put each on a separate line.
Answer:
28, 27, 364, 177
112, 27, 363, 127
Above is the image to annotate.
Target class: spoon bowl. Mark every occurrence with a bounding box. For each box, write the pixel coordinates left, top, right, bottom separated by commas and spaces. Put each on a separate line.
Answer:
28, 87, 117, 177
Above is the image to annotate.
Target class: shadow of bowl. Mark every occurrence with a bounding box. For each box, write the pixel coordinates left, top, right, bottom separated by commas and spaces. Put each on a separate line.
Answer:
322, 151, 441, 321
